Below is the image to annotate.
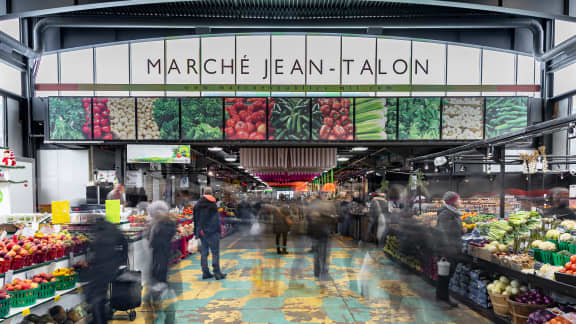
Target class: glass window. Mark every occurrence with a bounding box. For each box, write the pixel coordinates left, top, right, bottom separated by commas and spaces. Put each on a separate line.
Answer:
341, 37, 376, 97
130, 40, 165, 96
0, 97, 4, 147
236, 35, 270, 97
96, 44, 129, 96
376, 38, 411, 97
35, 54, 58, 97
271, 35, 306, 97
60, 49, 94, 96
517, 55, 535, 96
166, 38, 200, 97
201, 36, 235, 97
0, 62, 22, 96
0, 19, 19, 40
446, 45, 481, 96
535, 61, 542, 98
306, 35, 341, 97
554, 63, 576, 97
412, 41, 446, 96
7, 98, 22, 156
555, 20, 576, 46
482, 50, 516, 96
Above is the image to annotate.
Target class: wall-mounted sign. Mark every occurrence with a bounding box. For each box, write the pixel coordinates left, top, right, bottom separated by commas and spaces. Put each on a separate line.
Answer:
35, 34, 540, 95
127, 145, 191, 163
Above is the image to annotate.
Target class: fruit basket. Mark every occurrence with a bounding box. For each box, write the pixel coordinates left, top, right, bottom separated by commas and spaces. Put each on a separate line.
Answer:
33, 250, 49, 264
9, 257, 24, 270
0, 258, 11, 273
55, 246, 65, 258
508, 298, 550, 324
0, 296, 10, 317
55, 274, 77, 290
488, 292, 510, 316
8, 288, 37, 307
23, 254, 33, 267
37, 281, 57, 298
47, 248, 58, 260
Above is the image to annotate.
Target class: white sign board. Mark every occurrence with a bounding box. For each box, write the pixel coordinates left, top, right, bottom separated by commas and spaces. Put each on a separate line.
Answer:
570, 185, 576, 198
125, 170, 144, 188
127, 145, 191, 164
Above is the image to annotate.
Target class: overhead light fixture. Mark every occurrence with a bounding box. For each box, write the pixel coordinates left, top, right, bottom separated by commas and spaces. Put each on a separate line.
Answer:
337, 157, 350, 162
208, 147, 222, 152
351, 147, 368, 152
208, 171, 214, 177
459, 165, 466, 172
224, 156, 236, 162
238, 166, 244, 169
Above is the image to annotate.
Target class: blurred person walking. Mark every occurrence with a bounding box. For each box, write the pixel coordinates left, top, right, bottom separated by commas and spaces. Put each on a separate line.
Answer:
338, 192, 352, 241
146, 201, 177, 324
547, 187, 576, 220
306, 192, 338, 281
194, 187, 227, 280
85, 216, 128, 324
274, 194, 293, 255
348, 192, 366, 241
107, 183, 126, 206
435, 191, 464, 307
369, 190, 389, 247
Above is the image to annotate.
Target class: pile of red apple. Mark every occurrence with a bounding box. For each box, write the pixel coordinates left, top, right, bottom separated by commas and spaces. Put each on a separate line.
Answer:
0, 289, 10, 300
4, 278, 40, 292
32, 273, 57, 284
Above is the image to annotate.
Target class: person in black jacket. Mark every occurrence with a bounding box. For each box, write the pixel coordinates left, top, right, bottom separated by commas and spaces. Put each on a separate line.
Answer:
146, 200, 177, 324
273, 194, 293, 255
306, 193, 337, 281
435, 191, 463, 307
85, 216, 128, 324
193, 187, 226, 280
547, 187, 576, 220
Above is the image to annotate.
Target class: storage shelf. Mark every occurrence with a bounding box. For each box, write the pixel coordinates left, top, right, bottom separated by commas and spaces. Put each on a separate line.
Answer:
0, 253, 86, 278
451, 292, 510, 324
2, 283, 85, 320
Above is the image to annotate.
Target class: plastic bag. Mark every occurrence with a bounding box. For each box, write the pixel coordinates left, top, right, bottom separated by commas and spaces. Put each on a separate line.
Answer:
187, 238, 199, 254
250, 222, 262, 236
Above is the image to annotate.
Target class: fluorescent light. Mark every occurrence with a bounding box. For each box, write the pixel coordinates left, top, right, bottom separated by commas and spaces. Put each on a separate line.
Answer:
208, 147, 222, 152
224, 156, 236, 162
337, 157, 350, 162
351, 147, 368, 152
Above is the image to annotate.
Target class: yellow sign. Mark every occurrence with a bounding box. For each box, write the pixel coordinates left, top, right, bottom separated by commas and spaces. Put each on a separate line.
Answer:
106, 200, 121, 223
51, 201, 70, 224
22, 308, 30, 316
54, 295, 61, 301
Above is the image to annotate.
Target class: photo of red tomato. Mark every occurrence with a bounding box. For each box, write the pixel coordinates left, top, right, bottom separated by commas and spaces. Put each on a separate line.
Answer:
311, 98, 353, 140
224, 98, 267, 140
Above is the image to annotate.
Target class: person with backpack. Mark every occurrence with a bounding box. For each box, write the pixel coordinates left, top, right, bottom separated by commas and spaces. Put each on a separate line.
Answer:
348, 192, 366, 241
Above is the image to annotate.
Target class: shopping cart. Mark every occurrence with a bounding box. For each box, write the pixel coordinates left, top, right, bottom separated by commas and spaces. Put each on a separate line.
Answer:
109, 267, 142, 321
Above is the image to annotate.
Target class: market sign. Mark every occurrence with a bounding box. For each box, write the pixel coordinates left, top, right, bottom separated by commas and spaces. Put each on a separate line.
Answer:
127, 144, 191, 163
35, 34, 540, 95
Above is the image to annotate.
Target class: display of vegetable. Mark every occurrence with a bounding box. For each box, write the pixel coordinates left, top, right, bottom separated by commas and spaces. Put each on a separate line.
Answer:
537, 264, 564, 280
137, 98, 179, 140
355, 98, 397, 140
487, 276, 527, 296
485, 97, 528, 138
484, 241, 509, 253
49, 97, 92, 140
559, 233, 573, 242
512, 289, 553, 306
547, 229, 562, 240
442, 97, 484, 140
558, 255, 576, 275
269, 98, 310, 140
225, 98, 266, 140
311, 98, 353, 140
398, 97, 440, 140
100, 97, 135, 140
532, 240, 557, 251
561, 220, 576, 230
181, 98, 222, 140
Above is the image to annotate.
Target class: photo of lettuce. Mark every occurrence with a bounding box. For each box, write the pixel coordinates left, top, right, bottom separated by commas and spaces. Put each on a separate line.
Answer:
398, 97, 440, 140
181, 98, 223, 140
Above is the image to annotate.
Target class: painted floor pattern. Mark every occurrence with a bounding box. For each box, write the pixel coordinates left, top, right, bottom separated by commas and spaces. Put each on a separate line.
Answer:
111, 235, 492, 324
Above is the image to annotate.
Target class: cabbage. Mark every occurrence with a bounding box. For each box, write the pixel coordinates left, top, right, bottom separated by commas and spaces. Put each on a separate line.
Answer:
559, 233, 573, 242
499, 276, 510, 284
532, 240, 543, 248
510, 287, 519, 295
519, 286, 528, 292
510, 280, 520, 288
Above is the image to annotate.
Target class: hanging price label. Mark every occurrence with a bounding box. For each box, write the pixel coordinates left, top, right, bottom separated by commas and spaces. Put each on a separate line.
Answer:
54, 295, 61, 302
22, 308, 30, 316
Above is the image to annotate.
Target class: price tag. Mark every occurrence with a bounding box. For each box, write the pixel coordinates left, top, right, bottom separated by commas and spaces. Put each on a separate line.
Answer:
22, 308, 30, 316
5, 270, 13, 285
0, 231, 6, 241
534, 262, 544, 271
53, 225, 61, 234
54, 295, 61, 302
76, 286, 82, 292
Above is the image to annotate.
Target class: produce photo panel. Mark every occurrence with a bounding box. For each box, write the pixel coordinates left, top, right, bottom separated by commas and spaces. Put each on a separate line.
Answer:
442, 97, 484, 140
269, 98, 311, 141
485, 97, 528, 138
224, 98, 267, 140
398, 97, 441, 140
181, 98, 223, 141
311, 98, 353, 140
48, 97, 92, 141
137, 98, 180, 140
355, 98, 397, 140
94, 97, 136, 140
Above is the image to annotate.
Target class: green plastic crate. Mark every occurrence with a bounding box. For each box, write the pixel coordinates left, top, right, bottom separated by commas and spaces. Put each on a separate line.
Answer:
559, 241, 571, 251
0, 297, 10, 318
541, 250, 554, 264
569, 244, 576, 254
37, 281, 57, 298
55, 274, 77, 290
8, 288, 37, 307
532, 248, 542, 262
553, 252, 571, 266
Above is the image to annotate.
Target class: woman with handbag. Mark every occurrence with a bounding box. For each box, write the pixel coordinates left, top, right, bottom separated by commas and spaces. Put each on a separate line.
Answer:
274, 194, 294, 255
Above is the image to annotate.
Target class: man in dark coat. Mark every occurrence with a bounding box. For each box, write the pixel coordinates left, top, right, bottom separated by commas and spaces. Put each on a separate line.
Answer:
85, 216, 128, 324
273, 194, 292, 255
194, 187, 226, 280
306, 193, 337, 281
547, 187, 576, 220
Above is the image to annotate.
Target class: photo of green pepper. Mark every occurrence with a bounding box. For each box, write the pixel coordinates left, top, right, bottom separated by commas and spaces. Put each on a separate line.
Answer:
269, 98, 311, 140
398, 97, 440, 140
485, 97, 528, 138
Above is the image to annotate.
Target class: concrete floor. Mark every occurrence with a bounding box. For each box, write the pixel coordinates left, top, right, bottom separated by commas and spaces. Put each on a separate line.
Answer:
111, 232, 493, 324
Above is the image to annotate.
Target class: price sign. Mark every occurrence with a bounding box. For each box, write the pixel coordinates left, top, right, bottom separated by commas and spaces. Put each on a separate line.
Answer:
52, 201, 70, 224
54, 295, 61, 302
106, 200, 121, 223
22, 308, 30, 316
